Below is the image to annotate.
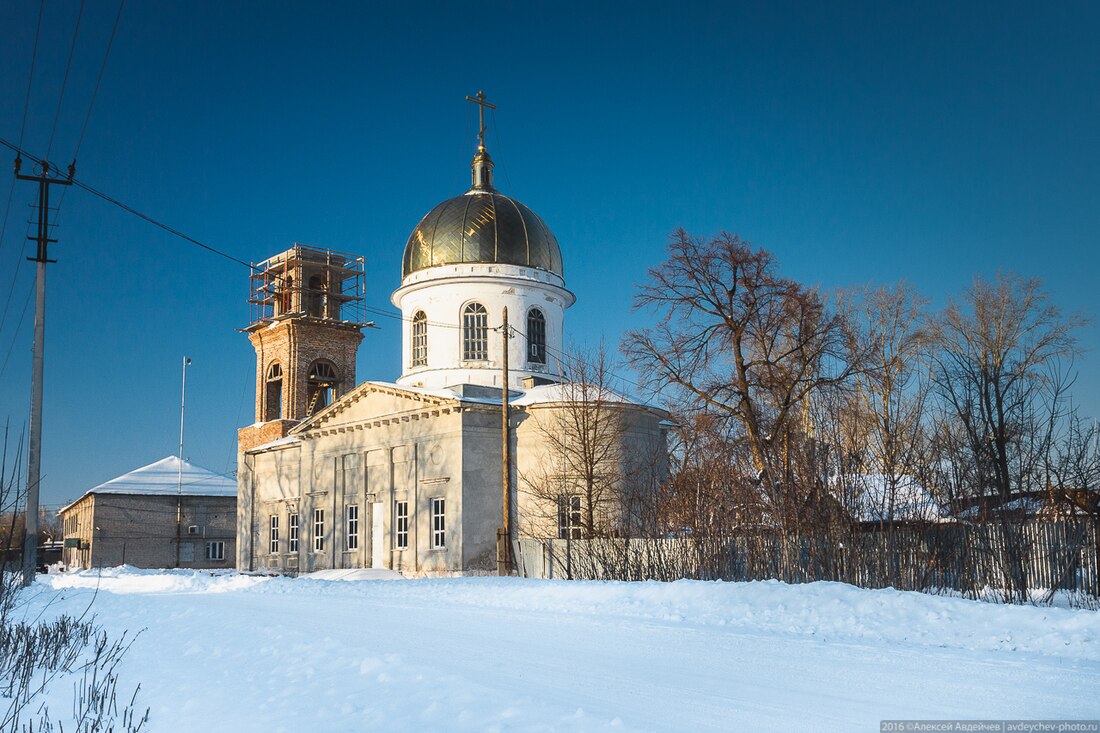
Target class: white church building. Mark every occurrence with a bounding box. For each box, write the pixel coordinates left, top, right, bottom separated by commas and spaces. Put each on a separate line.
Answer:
236, 99, 668, 575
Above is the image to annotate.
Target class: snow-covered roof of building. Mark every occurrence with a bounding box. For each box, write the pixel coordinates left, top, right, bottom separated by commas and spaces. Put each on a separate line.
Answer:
59, 456, 236, 514
953, 496, 1045, 520
833, 474, 946, 523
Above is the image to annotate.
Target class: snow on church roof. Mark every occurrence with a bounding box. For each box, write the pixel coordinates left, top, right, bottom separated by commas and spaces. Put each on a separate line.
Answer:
59, 456, 236, 513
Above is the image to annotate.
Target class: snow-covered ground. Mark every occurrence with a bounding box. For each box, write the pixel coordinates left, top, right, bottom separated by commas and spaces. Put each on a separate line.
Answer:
18, 568, 1100, 731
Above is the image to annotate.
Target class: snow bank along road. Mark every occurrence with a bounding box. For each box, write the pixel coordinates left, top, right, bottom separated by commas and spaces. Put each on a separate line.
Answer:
21, 569, 1100, 732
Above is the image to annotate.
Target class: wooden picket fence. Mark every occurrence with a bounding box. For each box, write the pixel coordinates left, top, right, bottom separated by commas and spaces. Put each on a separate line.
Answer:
514, 519, 1100, 602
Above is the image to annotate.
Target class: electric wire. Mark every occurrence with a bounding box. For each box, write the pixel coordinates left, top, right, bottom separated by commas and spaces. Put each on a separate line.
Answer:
45, 0, 87, 163
0, 139, 259, 272
70, 0, 125, 164
17, 0, 45, 152
0, 0, 46, 340
0, 283, 34, 380
0, 183, 19, 261
0, 137, 668, 409
0, 199, 39, 339
49, 0, 126, 226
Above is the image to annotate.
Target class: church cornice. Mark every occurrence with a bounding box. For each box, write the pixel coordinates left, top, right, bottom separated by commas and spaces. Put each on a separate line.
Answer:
290, 380, 461, 436
300, 404, 463, 440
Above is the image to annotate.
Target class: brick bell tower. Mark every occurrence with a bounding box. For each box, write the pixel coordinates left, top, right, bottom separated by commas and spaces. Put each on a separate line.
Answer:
238, 244, 369, 452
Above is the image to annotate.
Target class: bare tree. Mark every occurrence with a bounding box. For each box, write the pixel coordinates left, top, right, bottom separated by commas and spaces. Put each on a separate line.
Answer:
0, 422, 149, 731
836, 283, 937, 518
1046, 413, 1100, 515
929, 273, 1085, 601
519, 344, 630, 540
930, 273, 1084, 506
623, 230, 853, 543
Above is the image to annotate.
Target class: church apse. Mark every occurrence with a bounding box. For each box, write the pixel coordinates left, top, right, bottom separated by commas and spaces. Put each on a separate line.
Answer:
238, 244, 371, 453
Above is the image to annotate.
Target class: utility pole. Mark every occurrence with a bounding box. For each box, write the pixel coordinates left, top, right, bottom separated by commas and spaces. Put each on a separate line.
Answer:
498, 307, 512, 576
16, 157, 72, 588
175, 356, 191, 568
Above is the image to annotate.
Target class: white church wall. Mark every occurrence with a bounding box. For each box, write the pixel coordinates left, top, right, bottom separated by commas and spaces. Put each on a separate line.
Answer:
511, 402, 670, 540
237, 442, 301, 572
459, 408, 510, 572
240, 393, 473, 575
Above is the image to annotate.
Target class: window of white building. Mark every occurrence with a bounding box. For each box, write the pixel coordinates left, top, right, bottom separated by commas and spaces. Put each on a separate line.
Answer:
462, 302, 488, 361
395, 501, 409, 550
288, 513, 299, 552
527, 308, 547, 364
205, 541, 225, 561
558, 495, 582, 539
346, 505, 359, 550
313, 509, 325, 552
411, 311, 428, 367
269, 515, 279, 553
431, 498, 446, 549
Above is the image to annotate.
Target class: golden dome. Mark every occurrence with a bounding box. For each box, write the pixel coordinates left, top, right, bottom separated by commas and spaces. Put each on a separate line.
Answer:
402, 188, 564, 278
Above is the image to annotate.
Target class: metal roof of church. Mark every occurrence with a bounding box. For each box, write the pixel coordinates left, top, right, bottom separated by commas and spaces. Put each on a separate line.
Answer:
402, 188, 563, 278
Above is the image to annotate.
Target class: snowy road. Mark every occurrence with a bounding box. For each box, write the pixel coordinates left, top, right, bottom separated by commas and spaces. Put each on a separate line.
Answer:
24, 570, 1100, 732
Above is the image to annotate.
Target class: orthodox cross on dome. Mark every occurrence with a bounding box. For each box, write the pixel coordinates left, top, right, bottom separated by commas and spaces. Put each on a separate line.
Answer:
465, 90, 496, 151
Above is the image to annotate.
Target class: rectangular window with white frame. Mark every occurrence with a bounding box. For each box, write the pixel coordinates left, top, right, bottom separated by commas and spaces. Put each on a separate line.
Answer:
313, 509, 325, 552
205, 540, 225, 561
269, 514, 279, 553
288, 513, 299, 552
394, 501, 409, 550
431, 497, 445, 549
558, 495, 582, 540
346, 504, 359, 550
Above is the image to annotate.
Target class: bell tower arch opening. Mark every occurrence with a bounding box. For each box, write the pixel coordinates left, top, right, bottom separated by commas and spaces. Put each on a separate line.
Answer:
265, 362, 283, 420
306, 360, 338, 415
239, 244, 372, 453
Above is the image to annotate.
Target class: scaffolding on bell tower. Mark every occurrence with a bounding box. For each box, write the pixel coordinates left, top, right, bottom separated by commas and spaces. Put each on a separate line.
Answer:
248, 243, 369, 328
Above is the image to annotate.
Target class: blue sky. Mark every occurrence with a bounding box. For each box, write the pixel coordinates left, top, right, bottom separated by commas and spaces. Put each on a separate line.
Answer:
0, 1, 1097, 507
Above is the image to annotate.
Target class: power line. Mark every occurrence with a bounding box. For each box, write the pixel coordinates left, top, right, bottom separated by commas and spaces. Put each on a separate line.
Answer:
49, 0, 126, 231
1, 137, 258, 272
0, 216, 33, 338
0, 139, 668, 409
18, 0, 45, 152
0, 282, 33, 380
0, 0, 46, 332
45, 0, 87, 162
71, 0, 125, 164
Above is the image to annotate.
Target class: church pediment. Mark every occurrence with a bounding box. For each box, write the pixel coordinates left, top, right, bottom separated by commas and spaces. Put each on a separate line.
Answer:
290, 381, 460, 436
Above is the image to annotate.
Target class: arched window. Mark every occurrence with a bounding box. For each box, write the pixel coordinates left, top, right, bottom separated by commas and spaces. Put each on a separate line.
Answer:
306, 274, 325, 318
411, 311, 428, 367
462, 302, 488, 361
527, 308, 547, 365
265, 363, 283, 420
307, 361, 338, 415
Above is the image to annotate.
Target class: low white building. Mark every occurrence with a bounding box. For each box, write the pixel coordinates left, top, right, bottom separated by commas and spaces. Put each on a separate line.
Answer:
58, 456, 237, 569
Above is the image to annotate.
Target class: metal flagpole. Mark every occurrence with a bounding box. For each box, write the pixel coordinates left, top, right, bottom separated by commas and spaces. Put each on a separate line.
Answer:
175, 356, 191, 567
